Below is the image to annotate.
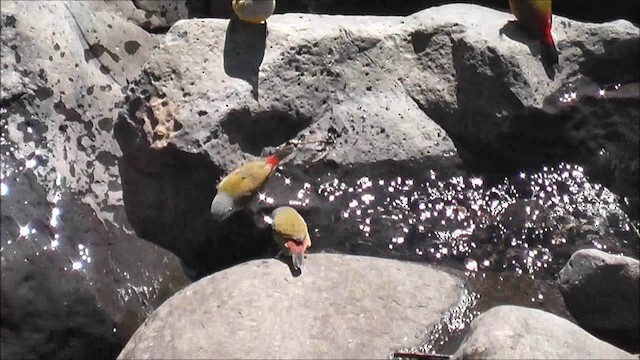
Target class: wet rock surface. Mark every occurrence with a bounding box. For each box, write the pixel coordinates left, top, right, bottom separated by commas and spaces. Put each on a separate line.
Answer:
1, 1, 189, 358
452, 305, 635, 359
118, 254, 465, 359
559, 249, 639, 331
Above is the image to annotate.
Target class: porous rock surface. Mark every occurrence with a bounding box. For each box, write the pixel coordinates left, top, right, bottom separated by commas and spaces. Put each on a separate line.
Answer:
193, 0, 640, 24
115, 4, 639, 276
452, 305, 636, 359
118, 253, 464, 359
558, 249, 639, 330
1, 1, 190, 358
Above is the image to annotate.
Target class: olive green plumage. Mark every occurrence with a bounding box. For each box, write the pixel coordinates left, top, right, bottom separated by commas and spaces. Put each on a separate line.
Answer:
272, 206, 312, 269
232, 0, 276, 24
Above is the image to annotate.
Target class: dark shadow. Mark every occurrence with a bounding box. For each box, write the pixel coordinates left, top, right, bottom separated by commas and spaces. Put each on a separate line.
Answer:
1, 251, 125, 360
220, 108, 313, 156
586, 327, 639, 354
499, 21, 556, 80
223, 14, 267, 100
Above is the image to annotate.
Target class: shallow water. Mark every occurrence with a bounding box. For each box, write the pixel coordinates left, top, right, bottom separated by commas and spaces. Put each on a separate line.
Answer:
256, 162, 639, 355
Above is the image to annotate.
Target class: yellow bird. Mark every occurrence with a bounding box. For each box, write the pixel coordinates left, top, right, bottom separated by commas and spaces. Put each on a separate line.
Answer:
210, 145, 292, 220
271, 206, 312, 270
232, 0, 276, 24
509, 0, 559, 65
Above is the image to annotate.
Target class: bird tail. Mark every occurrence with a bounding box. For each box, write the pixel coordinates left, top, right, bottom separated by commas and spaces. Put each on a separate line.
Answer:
210, 191, 236, 220
541, 41, 559, 67
266, 143, 296, 167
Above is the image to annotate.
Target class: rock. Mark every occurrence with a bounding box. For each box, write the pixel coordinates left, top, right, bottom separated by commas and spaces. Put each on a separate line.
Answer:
81, 1, 188, 32
118, 254, 465, 359
115, 4, 639, 277
127, 0, 189, 30
452, 305, 635, 359
192, 0, 640, 24
1, 249, 123, 360
1, 1, 189, 357
558, 249, 639, 330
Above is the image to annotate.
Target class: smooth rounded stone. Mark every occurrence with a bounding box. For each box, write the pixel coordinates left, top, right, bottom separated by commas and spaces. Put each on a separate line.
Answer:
558, 249, 639, 330
452, 305, 635, 360
118, 253, 464, 359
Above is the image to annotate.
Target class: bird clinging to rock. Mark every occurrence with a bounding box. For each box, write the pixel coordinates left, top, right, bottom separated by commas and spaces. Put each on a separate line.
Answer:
271, 206, 312, 270
210, 144, 293, 220
508, 0, 559, 66
232, 0, 276, 24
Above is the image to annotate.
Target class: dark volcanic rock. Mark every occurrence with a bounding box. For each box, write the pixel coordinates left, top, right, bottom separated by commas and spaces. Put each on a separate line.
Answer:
115, 5, 639, 279
558, 249, 639, 330
1, 251, 122, 360
1, 1, 189, 358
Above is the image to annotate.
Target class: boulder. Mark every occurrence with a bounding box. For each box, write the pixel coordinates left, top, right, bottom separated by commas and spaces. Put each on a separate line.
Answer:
192, 0, 640, 24
452, 305, 635, 359
118, 254, 465, 359
115, 4, 639, 277
1, 1, 189, 358
558, 249, 639, 330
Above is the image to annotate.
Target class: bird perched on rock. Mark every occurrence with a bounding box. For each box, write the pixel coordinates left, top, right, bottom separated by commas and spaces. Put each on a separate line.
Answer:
232, 0, 276, 24
271, 206, 312, 270
508, 0, 559, 65
210, 145, 293, 220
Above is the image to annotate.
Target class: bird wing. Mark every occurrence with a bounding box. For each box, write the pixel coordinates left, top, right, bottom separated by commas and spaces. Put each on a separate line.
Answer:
273, 211, 308, 242
218, 160, 272, 198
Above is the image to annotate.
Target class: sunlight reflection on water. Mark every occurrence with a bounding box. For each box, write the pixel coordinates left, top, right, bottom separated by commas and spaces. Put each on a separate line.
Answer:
265, 162, 634, 280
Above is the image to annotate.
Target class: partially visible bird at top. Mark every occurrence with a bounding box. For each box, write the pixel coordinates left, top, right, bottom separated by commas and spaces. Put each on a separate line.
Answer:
508, 0, 559, 66
232, 0, 276, 24
210, 144, 294, 221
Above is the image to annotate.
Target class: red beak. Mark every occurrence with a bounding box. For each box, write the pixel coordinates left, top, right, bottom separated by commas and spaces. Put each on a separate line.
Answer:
285, 240, 306, 269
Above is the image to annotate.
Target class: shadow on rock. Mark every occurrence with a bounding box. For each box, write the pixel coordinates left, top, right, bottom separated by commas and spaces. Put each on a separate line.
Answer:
223, 14, 267, 100
499, 21, 556, 80
450, 79, 639, 220
117, 143, 281, 280
1, 252, 124, 360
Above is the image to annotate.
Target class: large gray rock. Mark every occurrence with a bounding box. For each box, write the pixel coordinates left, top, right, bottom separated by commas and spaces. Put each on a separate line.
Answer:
558, 249, 639, 330
114, 4, 639, 278
1, 1, 189, 358
195, 0, 640, 24
452, 305, 635, 359
118, 254, 465, 359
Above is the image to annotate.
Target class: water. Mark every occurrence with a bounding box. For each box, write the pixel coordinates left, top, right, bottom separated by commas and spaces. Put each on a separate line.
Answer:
255, 161, 638, 355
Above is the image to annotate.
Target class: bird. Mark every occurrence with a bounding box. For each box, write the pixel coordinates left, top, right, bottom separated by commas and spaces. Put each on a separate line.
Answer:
271, 206, 312, 270
232, 0, 276, 24
508, 0, 559, 66
210, 145, 293, 220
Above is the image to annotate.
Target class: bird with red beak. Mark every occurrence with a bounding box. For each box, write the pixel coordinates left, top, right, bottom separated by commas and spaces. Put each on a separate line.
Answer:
271, 206, 312, 270
211, 145, 293, 220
